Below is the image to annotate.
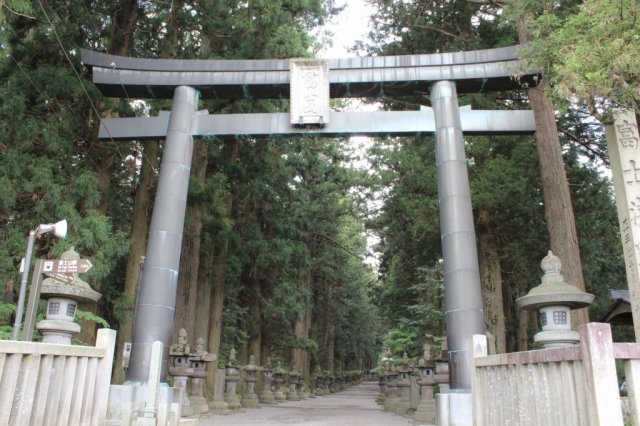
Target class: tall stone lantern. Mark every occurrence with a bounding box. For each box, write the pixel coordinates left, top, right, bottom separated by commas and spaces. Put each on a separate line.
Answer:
36, 247, 101, 344
517, 251, 594, 348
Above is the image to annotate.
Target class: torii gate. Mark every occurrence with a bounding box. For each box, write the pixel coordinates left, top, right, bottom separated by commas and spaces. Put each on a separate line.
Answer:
82, 46, 539, 414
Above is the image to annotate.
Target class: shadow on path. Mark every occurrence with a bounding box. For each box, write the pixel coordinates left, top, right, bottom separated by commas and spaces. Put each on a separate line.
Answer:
199, 382, 414, 425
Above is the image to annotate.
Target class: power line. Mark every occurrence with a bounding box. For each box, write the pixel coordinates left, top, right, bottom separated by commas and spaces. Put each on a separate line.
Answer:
36, 0, 121, 151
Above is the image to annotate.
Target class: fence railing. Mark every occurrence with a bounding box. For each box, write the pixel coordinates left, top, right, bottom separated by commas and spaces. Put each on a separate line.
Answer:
472, 323, 640, 426
0, 328, 116, 426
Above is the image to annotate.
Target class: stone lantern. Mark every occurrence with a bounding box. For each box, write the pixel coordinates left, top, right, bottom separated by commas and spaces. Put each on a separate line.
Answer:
189, 337, 216, 414
287, 369, 301, 401
414, 342, 437, 424
168, 328, 195, 416
434, 336, 449, 394
259, 357, 277, 404
272, 362, 287, 402
224, 348, 242, 410
241, 355, 260, 408
36, 247, 101, 345
517, 251, 594, 348
392, 352, 412, 415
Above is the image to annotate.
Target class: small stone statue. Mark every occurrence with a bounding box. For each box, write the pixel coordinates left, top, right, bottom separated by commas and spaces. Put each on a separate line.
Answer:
423, 340, 433, 362
401, 351, 409, 369
265, 356, 272, 369
170, 328, 191, 355
192, 337, 216, 362
248, 354, 256, 367
227, 347, 237, 366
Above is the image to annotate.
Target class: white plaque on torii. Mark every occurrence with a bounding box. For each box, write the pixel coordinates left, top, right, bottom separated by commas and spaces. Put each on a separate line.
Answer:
290, 59, 330, 126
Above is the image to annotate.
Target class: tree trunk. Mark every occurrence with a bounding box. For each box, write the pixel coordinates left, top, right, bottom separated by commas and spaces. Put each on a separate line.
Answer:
205, 138, 239, 396
517, 308, 529, 352
292, 269, 311, 377
478, 220, 506, 354
247, 276, 262, 366
80, 0, 139, 349
172, 139, 208, 341
518, 19, 589, 327
112, 140, 160, 384
194, 246, 214, 346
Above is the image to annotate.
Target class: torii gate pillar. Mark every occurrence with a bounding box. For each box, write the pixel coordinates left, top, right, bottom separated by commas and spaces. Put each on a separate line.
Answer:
430, 81, 485, 423
432, 81, 486, 393
126, 86, 199, 382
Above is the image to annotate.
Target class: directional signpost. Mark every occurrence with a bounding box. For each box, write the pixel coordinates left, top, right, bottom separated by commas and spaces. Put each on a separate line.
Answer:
22, 257, 93, 341
41, 258, 93, 274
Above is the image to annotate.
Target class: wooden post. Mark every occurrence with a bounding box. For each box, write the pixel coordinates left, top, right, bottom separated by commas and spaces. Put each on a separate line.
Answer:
625, 358, 640, 426
92, 328, 117, 425
578, 323, 623, 425
471, 334, 487, 426
605, 110, 640, 341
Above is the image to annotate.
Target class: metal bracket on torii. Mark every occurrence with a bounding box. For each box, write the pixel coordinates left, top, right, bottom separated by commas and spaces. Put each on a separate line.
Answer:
81, 46, 539, 392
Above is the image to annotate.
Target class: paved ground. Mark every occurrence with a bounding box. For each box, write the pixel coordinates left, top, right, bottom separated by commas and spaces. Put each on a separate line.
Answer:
199, 382, 414, 425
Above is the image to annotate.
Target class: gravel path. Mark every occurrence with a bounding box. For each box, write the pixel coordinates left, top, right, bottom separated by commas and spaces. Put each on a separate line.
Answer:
199, 382, 414, 425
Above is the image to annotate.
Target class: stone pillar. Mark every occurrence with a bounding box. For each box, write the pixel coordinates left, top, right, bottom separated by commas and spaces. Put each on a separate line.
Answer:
376, 372, 386, 404
241, 355, 260, 408
431, 80, 485, 391
208, 369, 230, 414
297, 377, 306, 400
606, 110, 640, 340
127, 85, 199, 383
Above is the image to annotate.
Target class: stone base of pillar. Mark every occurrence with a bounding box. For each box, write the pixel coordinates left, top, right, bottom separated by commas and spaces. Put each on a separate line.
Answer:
224, 392, 242, 410
383, 392, 398, 412
392, 394, 411, 416
413, 400, 437, 424
208, 399, 230, 415
189, 395, 209, 414
286, 386, 300, 401
297, 385, 306, 400
241, 394, 260, 408
259, 389, 277, 404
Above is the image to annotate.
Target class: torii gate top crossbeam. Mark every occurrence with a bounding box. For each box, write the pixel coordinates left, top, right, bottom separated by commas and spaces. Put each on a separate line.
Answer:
81, 45, 538, 100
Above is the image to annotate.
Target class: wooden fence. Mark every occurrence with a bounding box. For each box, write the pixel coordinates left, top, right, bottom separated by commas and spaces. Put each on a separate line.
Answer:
472, 323, 640, 426
0, 328, 116, 426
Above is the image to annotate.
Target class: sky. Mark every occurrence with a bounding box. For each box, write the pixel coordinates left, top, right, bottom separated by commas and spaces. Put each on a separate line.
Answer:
318, 0, 372, 58
316, 1, 383, 269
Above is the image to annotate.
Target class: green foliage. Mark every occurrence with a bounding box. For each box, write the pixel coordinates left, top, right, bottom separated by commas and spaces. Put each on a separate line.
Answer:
75, 308, 110, 329
508, 0, 640, 116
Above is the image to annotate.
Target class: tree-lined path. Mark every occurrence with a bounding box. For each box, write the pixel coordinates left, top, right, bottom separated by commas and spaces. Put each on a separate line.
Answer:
200, 382, 413, 425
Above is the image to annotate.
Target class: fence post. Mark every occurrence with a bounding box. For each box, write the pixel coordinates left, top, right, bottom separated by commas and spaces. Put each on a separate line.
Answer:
625, 359, 640, 426
579, 323, 623, 426
471, 334, 487, 426
92, 328, 117, 425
